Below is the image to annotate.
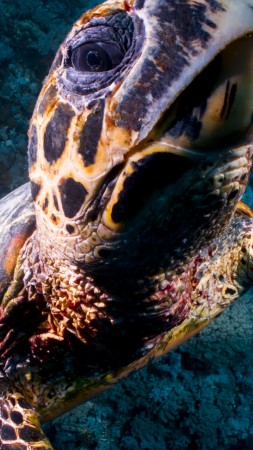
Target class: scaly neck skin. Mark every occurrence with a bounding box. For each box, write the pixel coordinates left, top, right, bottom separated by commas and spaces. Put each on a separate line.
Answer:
20, 212, 253, 366
2, 211, 253, 421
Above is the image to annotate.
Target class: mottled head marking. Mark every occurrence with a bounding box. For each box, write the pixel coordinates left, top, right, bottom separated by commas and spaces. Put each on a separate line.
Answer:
28, 0, 253, 274
29, 0, 143, 237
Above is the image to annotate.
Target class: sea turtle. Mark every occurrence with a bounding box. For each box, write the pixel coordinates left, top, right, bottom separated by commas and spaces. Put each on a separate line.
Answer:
1, 0, 253, 447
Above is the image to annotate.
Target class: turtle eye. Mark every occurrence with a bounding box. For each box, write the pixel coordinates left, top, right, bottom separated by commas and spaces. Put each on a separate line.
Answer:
71, 42, 124, 72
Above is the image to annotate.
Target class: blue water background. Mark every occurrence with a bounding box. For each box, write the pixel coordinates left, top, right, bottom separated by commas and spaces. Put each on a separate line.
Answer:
1, 1, 253, 448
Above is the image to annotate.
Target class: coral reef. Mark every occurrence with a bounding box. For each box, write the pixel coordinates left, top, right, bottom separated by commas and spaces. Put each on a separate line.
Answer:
1, 0, 253, 449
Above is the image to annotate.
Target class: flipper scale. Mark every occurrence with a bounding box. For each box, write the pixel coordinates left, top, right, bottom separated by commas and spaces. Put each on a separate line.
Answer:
0, 380, 53, 449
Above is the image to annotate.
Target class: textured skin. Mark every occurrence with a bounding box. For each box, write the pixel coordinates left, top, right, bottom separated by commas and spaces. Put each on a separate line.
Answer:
0, 380, 52, 449
1, 0, 253, 447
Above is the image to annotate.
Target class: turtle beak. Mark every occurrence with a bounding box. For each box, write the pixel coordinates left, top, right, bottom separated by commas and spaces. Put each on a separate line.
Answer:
109, 0, 253, 144
103, 31, 253, 232
99, 0, 253, 235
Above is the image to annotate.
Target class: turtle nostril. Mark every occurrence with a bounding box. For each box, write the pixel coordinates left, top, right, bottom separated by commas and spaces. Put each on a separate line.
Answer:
111, 152, 193, 224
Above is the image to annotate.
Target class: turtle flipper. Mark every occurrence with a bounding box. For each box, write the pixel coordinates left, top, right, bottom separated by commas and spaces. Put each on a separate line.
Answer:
0, 183, 35, 301
0, 379, 53, 449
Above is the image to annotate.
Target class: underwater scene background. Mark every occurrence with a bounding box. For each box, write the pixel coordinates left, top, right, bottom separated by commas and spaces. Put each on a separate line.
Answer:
1, 0, 253, 448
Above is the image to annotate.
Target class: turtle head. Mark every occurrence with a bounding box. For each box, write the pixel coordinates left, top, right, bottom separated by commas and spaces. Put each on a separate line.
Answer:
28, 0, 253, 282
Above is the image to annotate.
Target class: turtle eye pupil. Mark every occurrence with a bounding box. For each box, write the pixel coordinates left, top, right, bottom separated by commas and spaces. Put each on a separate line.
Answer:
71, 42, 124, 72
87, 50, 101, 69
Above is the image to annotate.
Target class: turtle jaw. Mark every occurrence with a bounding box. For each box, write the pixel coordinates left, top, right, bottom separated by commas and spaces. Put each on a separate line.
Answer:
89, 143, 251, 283
29, 101, 253, 283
